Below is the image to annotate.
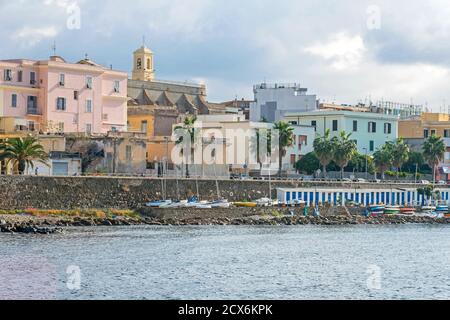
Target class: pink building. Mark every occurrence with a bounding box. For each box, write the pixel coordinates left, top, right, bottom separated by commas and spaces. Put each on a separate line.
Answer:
0, 56, 127, 135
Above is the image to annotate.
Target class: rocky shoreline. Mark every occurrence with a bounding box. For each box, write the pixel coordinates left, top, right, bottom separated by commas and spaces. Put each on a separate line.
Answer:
1, 207, 449, 234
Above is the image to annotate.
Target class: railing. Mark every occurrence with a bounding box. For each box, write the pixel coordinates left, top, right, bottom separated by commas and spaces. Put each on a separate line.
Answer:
27, 107, 42, 115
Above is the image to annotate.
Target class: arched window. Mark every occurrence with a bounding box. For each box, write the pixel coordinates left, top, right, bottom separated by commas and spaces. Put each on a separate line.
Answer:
137, 58, 142, 69
147, 58, 151, 69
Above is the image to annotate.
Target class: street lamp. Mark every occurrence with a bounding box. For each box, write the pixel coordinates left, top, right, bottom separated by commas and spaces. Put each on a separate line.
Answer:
363, 148, 368, 180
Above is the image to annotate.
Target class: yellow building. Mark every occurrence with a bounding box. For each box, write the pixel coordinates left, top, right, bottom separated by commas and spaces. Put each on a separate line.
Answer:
399, 113, 450, 139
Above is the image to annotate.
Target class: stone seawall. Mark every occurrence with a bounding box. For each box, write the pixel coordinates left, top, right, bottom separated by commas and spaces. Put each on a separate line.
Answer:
0, 176, 433, 210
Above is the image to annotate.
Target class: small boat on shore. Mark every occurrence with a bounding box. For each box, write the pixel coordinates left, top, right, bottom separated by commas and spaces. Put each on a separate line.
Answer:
435, 204, 448, 213
210, 199, 231, 208
384, 206, 400, 215
400, 207, 416, 215
421, 205, 436, 213
233, 202, 257, 208
146, 200, 173, 208
367, 205, 385, 215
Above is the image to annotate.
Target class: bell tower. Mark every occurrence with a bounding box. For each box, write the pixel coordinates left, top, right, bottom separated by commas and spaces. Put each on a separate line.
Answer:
132, 41, 155, 81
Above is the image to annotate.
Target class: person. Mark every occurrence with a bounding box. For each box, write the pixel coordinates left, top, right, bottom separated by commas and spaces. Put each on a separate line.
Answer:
303, 206, 309, 217
35, 167, 39, 176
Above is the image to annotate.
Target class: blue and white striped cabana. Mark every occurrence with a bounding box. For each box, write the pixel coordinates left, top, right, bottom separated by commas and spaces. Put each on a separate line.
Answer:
277, 187, 450, 206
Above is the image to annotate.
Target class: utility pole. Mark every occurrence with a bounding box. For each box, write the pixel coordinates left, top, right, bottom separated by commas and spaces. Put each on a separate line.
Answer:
415, 163, 418, 184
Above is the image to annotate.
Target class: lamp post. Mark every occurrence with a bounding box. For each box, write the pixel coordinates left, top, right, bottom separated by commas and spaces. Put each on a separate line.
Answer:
363, 148, 368, 180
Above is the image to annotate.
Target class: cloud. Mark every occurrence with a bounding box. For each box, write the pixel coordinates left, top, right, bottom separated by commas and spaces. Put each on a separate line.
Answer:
304, 32, 366, 70
2, 0, 450, 110
11, 26, 59, 48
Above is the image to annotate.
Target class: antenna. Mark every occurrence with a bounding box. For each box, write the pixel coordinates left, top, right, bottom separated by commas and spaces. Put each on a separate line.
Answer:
85, 53, 89, 60
142, 35, 146, 47
51, 41, 56, 56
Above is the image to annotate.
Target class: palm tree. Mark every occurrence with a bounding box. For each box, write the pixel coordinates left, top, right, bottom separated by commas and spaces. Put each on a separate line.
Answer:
423, 134, 446, 184
313, 129, 335, 178
389, 139, 410, 177
273, 121, 294, 177
174, 116, 197, 178
0, 137, 49, 175
333, 131, 357, 179
373, 147, 393, 180
253, 128, 272, 170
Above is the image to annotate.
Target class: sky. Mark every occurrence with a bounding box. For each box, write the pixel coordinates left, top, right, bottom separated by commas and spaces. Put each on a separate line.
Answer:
1, 0, 450, 110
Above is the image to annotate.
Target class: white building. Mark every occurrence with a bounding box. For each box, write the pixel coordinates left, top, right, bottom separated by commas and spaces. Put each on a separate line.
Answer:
283, 110, 399, 154
25, 152, 82, 176
250, 83, 318, 122
173, 114, 315, 176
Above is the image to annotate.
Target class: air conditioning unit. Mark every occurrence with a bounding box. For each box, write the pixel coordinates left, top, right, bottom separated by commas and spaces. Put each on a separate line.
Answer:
114, 87, 119, 93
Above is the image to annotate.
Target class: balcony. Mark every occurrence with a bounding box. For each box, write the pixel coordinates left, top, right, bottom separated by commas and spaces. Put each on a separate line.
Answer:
27, 107, 42, 116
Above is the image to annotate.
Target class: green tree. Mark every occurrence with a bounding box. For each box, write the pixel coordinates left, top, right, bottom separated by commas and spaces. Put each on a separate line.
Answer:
0, 137, 49, 175
333, 131, 357, 179
423, 134, 446, 184
388, 138, 410, 177
373, 146, 393, 180
174, 116, 197, 178
313, 129, 335, 178
295, 152, 320, 175
273, 121, 294, 177
347, 152, 375, 175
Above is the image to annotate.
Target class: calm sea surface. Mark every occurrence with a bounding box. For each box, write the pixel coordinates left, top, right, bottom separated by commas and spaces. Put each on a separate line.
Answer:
1, 225, 450, 300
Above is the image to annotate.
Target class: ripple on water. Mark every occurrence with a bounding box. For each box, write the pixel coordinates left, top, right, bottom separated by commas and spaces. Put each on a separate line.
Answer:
0, 225, 450, 300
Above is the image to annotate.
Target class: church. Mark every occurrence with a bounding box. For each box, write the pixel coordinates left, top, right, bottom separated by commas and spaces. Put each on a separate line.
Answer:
127, 44, 228, 168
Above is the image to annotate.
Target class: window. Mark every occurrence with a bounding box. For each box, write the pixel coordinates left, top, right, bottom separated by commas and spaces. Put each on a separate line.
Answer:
290, 154, 296, 166
74, 91, 79, 100
353, 120, 358, 132
289, 121, 298, 125
86, 76, 93, 89
445, 130, 450, 138
59, 74, 65, 86
28, 121, 35, 132
137, 58, 142, 69
85, 99, 92, 113
4, 69, 12, 81
141, 120, 148, 133
431, 129, 436, 136
114, 80, 120, 93
11, 94, 17, 108
58, 122, 64, 133
332, 120, 338, 131
368, 122, 377, 133
27, 96, 37, 109
384, 123, 392, 134
370, 141, 375, 152
111, 127, 118, 132
424, 129, 429, 138
86, 123, 92, 134
311, 120, 317, 130
17, 70, 23, 82
126, 145, 132, 161
30, 72, 36, 85
147, 58, 151, 69
56, 97, 66, 111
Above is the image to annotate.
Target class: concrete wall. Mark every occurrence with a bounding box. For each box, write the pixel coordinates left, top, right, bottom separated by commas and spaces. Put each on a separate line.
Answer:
0, 176, 432, 210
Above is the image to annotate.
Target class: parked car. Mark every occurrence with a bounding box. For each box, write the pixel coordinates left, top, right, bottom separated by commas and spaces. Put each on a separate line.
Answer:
421, 180, 431, 185
437, 180, 446, 185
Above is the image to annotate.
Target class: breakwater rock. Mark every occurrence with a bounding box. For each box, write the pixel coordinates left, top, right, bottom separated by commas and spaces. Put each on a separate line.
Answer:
1, 207, 449, 234
138, 207, 450, 226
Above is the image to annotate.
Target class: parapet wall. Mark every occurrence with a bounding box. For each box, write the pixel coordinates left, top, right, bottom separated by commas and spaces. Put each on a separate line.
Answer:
0, 176, 429, 210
